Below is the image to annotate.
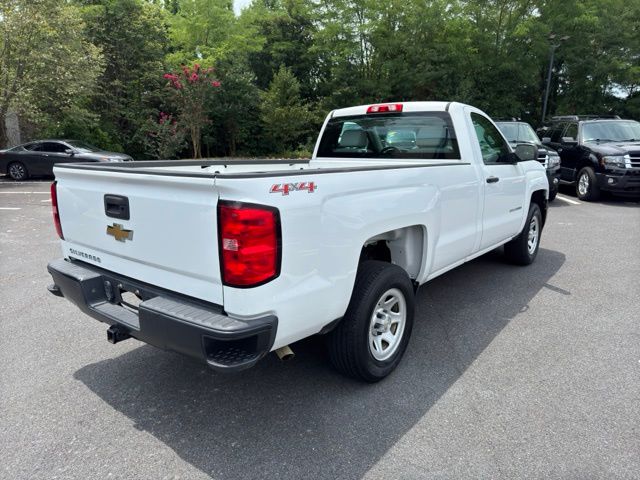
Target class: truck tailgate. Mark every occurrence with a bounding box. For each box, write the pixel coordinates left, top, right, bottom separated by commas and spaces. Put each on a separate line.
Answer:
54, 167, 222, 305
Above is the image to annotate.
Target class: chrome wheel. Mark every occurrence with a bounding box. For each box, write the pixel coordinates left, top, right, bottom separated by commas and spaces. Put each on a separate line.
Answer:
527, 215, 539, 255
578, 172, 589, 196
368, 288, 406, 361
8, 162, 26, 180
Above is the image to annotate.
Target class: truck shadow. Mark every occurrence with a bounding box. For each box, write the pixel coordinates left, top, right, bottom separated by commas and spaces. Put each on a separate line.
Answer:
74, 248, 566, 480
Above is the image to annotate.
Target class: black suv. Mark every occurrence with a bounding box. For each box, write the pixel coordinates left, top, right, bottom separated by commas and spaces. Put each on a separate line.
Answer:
496, 120, 561, 201
538, 116, 640, 200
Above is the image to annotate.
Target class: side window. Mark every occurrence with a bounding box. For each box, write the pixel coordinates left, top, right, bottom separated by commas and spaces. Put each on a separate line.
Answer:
40, 142, 68, 153
550, 124, 565, 143
471, 113, 510, 164
563, 123, 578, 140
16, 143, 36, 151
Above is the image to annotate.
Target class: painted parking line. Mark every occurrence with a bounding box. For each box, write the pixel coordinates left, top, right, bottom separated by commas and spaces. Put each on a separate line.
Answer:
0, 191, 49, 194
40, 199, 52, 202
0, 207, 21, 210
556, 195, 581, 205
0, 181, 49, 184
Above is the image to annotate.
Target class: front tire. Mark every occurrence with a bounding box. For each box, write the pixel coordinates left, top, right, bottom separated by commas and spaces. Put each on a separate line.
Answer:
328, 261, 415, 382
576, 167, 600, 201
504, 203, 542, 265
548, 183, 557, 202
8, 162, 28, 181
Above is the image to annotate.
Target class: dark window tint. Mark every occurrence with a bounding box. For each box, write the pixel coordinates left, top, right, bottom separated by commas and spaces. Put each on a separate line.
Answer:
563, 123, 578, 140
38, 142, 68, 153
549, 124, 566, 142
66, 140, 99, 152
317, 112, 460, 160
470, 113, 510, 164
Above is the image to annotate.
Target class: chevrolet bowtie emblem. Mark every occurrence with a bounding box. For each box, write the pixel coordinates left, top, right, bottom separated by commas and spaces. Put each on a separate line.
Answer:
106, 223, 133, 242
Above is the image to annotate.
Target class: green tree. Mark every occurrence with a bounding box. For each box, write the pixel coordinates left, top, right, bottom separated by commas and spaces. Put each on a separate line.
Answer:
77, 0, 170, 155
0, 0, 102, 147
243, 0, 318, 98
205, 60, 262, 156
260, 65, 312, 153
5, 0, 638, 156
167, 0, 263, 67
536, 0, 640, 119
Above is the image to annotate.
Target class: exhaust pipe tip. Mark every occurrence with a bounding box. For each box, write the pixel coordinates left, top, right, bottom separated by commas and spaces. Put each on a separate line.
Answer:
275, 345, 295, 361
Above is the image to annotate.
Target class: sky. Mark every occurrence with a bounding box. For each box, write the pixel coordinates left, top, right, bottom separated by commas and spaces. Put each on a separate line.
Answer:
234, 0, 252, 15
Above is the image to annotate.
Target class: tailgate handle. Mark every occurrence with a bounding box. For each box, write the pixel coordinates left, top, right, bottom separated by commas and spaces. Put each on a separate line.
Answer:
104, 194, 130, 220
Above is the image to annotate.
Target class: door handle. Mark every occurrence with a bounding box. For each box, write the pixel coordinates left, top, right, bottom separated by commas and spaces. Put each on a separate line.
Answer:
486, 176, 500, 183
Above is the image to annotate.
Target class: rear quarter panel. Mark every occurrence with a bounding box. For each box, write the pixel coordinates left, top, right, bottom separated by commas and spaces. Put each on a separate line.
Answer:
217, 162, 480, 349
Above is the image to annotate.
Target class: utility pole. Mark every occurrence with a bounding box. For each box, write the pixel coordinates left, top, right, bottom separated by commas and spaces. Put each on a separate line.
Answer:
541, 34, 570, 124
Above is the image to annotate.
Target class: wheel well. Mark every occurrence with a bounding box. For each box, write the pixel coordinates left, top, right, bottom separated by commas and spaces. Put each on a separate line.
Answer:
359, 226, 425, 280
530, 190, 547, 226
573, 155, 598, 180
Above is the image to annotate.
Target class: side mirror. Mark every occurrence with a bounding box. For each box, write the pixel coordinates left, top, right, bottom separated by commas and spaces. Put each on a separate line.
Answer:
64, 149, 75, 155
561, 137, 577, 146
514, 143, 538, 162
541, 136, 551, 144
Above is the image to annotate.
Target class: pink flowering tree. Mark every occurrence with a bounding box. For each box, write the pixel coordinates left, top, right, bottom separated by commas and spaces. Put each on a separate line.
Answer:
142, 112, 186, 160
163, 64, 220, 159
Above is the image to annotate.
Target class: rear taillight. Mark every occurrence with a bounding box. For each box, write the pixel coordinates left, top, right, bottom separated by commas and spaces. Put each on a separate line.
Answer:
367, 103, 403, 114
218, 201, 280, 287
50, 181, 64, 239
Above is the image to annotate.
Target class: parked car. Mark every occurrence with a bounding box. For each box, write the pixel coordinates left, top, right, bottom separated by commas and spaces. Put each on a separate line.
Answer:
539, 116, 640, 200
47, 101, 549, 382
496, 120, 561, 201
0, 140, 133, 180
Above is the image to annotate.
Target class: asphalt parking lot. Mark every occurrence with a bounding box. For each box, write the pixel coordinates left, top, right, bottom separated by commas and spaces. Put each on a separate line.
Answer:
1, 177, 639, 480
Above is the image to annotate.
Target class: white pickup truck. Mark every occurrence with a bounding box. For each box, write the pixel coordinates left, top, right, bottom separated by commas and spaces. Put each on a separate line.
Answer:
47, 102, 548, 381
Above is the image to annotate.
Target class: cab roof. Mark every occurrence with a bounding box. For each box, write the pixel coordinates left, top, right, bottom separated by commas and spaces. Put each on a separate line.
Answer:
331, 101, 460, 118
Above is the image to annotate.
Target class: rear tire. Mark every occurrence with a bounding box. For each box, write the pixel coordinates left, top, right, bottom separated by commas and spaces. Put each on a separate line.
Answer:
8, 162, 28, 181
576, 167, 600, 201
327, 261, 415, 382
504, 203, 542, 265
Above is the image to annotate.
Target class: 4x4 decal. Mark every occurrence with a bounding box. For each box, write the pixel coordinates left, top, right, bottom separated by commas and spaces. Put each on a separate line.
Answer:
270, 182, 317, 195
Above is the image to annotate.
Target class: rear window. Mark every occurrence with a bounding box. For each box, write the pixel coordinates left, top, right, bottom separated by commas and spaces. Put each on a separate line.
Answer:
317, 112, 460, 160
